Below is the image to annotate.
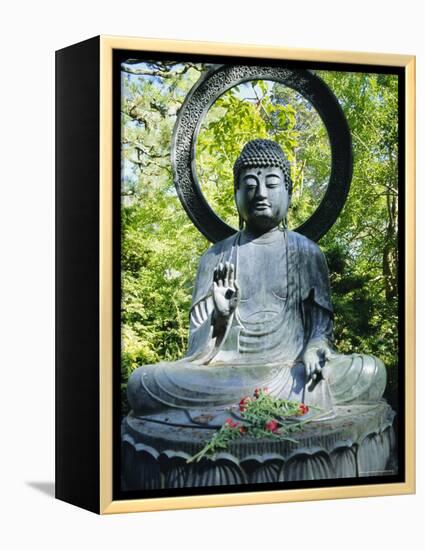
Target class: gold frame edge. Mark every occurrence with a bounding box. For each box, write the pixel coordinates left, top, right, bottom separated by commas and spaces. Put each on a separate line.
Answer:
99, 36, 114, 514
98, 36, 416, 515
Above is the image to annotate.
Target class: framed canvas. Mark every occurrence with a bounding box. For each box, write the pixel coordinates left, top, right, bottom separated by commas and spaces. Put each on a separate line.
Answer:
55, 35, 415, 514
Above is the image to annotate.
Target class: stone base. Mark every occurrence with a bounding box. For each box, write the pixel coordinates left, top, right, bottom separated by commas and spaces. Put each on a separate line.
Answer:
121, 401, 397, 490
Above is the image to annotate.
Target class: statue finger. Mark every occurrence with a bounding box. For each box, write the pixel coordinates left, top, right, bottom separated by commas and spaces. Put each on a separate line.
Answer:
305, 363, 311, 378
213, 267, 218, 284
218, 263, 224, 286
223, 261, 229, 285
324, 347, 333, 361
213, 281, 220, 299
228, 263, 235, 286
233, 280, 240, 299
305, 354, 316, 368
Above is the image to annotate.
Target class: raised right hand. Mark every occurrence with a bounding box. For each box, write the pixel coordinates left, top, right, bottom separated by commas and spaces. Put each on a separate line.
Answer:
212, 262, 240, 319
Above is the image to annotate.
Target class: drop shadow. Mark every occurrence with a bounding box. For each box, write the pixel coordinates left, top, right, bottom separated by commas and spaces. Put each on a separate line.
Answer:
26, 481, 55, 498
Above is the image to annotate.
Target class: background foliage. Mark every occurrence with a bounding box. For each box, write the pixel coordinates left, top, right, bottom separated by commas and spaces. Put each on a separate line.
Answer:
120, 60, 399, 411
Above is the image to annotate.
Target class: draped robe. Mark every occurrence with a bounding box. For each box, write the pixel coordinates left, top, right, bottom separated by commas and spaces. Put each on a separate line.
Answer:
127, 229, 387, 417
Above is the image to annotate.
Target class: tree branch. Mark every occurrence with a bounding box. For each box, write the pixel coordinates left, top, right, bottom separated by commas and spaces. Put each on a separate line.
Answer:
121, 62, 201, 79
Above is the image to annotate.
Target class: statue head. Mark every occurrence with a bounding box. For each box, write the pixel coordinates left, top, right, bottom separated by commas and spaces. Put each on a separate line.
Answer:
233, 139, 292, 232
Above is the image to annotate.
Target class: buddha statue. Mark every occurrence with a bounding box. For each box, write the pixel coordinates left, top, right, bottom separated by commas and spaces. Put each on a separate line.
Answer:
127, 139, 387, 423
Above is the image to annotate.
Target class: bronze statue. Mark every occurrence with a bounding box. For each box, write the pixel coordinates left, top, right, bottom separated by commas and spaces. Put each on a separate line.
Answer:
127, 139, 386, 421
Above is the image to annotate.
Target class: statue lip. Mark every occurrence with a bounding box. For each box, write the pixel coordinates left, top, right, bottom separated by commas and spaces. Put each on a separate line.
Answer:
252, 202, 271, 210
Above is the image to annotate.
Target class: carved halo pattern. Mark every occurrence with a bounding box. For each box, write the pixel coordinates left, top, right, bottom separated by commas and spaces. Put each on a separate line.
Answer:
171, 64, 353, 243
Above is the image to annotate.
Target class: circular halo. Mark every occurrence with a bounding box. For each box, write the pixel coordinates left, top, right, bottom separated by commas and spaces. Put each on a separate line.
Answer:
171, 64, 353, 243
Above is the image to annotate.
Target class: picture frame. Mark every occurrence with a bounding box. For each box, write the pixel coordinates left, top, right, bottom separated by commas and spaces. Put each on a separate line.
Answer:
55, 35, 415, 514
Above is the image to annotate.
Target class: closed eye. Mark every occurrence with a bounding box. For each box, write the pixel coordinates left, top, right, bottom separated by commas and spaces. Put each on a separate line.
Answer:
266, 175, 281, 187
243, 176, 258, 188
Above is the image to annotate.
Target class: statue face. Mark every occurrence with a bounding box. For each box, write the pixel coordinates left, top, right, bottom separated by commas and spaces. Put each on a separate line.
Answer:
235, 166, 289, 232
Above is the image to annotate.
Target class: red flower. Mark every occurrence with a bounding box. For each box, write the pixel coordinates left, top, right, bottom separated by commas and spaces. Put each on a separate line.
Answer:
239, 425, 248, 434
225, 418, 240, 429
298, 403, 309, 415
265, 419, 279, 433
239, 396, 251, 411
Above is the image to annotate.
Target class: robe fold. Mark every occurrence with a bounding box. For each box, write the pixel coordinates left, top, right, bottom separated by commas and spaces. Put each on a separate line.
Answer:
127, 229, 386, 417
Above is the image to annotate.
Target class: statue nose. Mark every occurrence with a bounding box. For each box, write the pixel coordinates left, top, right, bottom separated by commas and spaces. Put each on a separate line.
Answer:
256, 180, 267, 198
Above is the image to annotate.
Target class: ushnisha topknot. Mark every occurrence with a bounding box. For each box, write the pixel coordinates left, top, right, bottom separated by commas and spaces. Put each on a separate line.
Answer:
233, 139, 293, 194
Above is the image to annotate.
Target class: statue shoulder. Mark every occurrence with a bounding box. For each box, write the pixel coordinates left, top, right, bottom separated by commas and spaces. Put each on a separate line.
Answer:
287, 230, 325, 260
199, 233, 238, 264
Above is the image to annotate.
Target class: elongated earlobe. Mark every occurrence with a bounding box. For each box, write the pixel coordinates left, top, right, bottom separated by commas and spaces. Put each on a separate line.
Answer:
239, 215, 244, 230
